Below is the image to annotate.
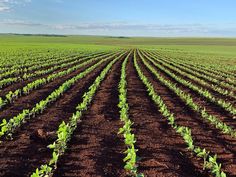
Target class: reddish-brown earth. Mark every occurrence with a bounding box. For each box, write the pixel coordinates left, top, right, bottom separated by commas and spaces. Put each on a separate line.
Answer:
127, 54, 209, 177
136, 52, 236, 176
0, 55, 114, 122
0, 51, 235, 177
0, 58, 112, 177
54, 55, 126, 177
142, 51, 236, 129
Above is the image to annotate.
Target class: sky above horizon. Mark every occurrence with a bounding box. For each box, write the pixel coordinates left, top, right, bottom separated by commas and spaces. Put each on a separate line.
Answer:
0, 0, 236, 37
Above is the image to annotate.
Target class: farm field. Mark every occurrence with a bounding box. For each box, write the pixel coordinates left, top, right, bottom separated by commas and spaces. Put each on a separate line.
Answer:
0, 35, 235, 177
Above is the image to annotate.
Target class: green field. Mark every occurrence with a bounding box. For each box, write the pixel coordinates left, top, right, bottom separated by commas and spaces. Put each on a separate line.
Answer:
0, 34, 235, 177
1, 34, 236, 71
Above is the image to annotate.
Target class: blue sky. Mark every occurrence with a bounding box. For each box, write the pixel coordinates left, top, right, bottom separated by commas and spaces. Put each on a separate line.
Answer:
0, 0, 236, 37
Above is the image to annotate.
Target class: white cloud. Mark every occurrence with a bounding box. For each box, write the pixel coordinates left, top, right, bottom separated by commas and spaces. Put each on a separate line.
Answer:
1, 20, 236, 37
0, 0, 31, 12
0, 6, 10, 12
2, 19, 45, 27
50, 22, 231, 34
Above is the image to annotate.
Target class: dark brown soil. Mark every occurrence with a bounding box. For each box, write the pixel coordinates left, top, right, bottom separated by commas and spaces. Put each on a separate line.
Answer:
0, 56, 111, 122
141, 51, 236, 129
0, 58, 112, 177
0, 50, 235, 177
125, 53, 208, 177
53, 56, 127, 177
137, 52, 236, 176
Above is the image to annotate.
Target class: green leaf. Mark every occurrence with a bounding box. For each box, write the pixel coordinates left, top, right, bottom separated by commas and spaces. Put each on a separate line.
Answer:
220, 171, 227, 177
0, 119, 7, 127
47, 142, 56, 149
137, 173, 145, 177
30, 168, 40, 177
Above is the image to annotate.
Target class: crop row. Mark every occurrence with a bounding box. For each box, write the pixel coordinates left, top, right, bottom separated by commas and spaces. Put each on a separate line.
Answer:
156, 51, 236, 87
0, 51, 118, 110
192, 62, 236, 78
154, 51, 236, 83
0, 50, 84, 76
118, 51, 143, 177
140, 51, 236, 117
0, 49, 54, 69
0, 49, 233, 177
146, 51, 236, 97
134, 50, 227, 177
138, 50, 236, 137
0, 52, 125, 139
30, 52, 123, 177
0, 51, 109, 88
0, 53, 81, 86
0, 47, 99, 69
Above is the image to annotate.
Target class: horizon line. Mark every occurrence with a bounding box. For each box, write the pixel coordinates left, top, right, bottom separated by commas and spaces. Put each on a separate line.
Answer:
1, 33, 236, 39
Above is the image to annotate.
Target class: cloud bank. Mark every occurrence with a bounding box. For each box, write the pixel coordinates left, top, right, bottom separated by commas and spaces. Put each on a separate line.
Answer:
0, 0, 31, 12
1, 20, 236, 37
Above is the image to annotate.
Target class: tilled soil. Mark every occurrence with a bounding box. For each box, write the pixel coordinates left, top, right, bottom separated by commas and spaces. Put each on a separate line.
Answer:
54, 56, 127, 177
137, 53, 236, 176
0, 56, 112, 122
143, 53, 236, 129
0, 58, 112, 177
0, 51, 235, 177
126, 53, 209, 177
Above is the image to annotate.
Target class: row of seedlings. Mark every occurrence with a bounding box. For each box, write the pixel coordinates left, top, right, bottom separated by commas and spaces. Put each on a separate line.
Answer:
137, 50, 236, 138
0, 52, 125, 140
30, 52, 123, 177
134, 51, 227, 177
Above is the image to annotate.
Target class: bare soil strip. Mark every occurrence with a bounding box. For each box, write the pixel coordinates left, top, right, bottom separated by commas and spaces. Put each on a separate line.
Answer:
53, 56, 127, 177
